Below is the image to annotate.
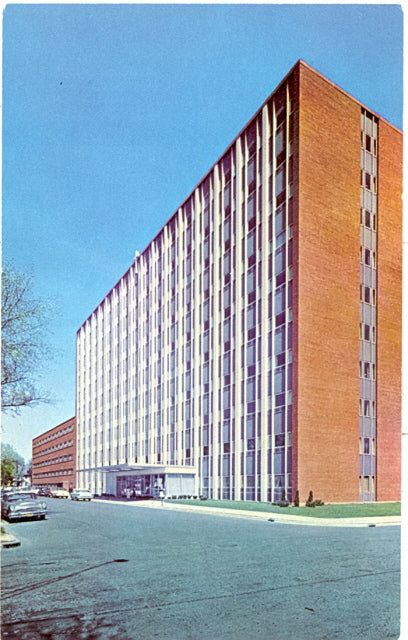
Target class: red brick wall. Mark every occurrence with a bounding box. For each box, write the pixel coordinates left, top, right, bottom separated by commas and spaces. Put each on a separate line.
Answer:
376, 120, 402, 501
292, 62, 361, 503
32, 416, 77, 491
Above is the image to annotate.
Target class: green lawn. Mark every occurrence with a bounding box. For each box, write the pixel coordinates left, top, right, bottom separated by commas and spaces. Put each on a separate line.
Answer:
166, 498, 401, 518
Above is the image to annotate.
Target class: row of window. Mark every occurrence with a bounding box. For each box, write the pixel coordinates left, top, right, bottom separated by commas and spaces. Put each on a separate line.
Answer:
33, 454, 74, 468
32, 469, 74, 478
34, 424, 74, 447
33, 439, 74, 458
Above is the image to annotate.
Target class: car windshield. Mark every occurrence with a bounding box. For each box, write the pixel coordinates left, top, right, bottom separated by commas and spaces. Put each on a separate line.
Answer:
7, 493, 36, 501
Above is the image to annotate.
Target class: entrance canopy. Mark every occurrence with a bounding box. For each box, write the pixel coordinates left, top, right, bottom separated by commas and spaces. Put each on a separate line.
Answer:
82, 463, 197, 475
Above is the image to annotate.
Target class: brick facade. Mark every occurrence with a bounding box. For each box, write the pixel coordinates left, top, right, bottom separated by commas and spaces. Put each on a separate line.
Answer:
376, 119, 402, 501
32, 417, 77, 491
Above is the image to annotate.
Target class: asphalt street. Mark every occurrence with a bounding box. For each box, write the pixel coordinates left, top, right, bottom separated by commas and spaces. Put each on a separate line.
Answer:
1, 497, 401, 640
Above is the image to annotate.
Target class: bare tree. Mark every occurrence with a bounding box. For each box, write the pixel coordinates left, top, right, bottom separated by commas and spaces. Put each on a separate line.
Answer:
1, 264, 51, 412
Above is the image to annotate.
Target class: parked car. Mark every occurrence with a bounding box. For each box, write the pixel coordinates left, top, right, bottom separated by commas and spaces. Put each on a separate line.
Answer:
38, 487, 52, 497
70, 489, 93, 501
1, 487, 15, 498
50, 488, 70, 499
1, 491, 47, 521
28, 487, 40, 495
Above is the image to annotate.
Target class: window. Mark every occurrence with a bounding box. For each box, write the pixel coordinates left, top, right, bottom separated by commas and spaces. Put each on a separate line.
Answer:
224, 218, 231, 246
275, 205, 285, 236
274, 287, 285, 315
223, 285, 231, 310
275, 165, 286, 196
365, 134, 372, 153
247, 267, 256, 296
275, 326, 285, 354
224, 352, 231, 376
247, 193, 256, 227
247, 230, 256, 262
247, 378, 256, 403
364, 249, 371, 266
275, 433, 285, 447
364, 400, 370, 417
275, 245, 286, 275
224, 252, 231, 278
274, 368, 285, 395
365, 210, 371, 228
247, 341, 256, 368
224, 183, 231, 213
275, 126, 285, 159
247, 304, 256, 331
203, 237, 210, 266
247, 156, 256, 192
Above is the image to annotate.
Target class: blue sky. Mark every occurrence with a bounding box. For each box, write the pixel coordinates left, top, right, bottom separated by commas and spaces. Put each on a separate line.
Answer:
2, 3, 403, 462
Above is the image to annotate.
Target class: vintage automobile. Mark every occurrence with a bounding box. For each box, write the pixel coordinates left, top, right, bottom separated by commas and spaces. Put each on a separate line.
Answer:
37, 486, 52, 497
50, 488, 70, 499
1, 492, 47, 521
70, 489, 93, 501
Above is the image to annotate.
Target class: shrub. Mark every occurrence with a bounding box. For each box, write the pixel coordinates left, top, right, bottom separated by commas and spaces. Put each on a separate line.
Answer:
305, 491, 324, 507
294, 490, 300, 507
306, 490, 315, 507
272, 489, 289, 507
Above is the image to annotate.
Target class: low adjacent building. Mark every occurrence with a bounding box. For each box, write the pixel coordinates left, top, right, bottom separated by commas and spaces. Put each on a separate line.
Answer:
32, 417, 77, 491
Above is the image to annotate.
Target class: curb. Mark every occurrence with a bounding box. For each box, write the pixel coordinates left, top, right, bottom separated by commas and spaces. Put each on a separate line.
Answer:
1, 531, 21, 548
94, 498, 401, 528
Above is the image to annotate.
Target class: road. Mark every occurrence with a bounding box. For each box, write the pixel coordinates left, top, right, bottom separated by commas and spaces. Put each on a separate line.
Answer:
1, 497, 401, 639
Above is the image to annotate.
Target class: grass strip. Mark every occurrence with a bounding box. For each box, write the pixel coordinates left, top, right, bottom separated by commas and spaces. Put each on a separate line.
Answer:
166, 499, 401, 518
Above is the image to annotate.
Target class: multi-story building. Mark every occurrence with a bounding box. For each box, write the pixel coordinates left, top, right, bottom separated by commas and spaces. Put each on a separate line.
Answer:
32, 417, 77, 491
76, 60, 401, 503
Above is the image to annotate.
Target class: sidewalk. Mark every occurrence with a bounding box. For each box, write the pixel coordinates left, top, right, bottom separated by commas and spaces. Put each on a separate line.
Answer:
1, 528, 21, 548
95, 498, 401, 528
